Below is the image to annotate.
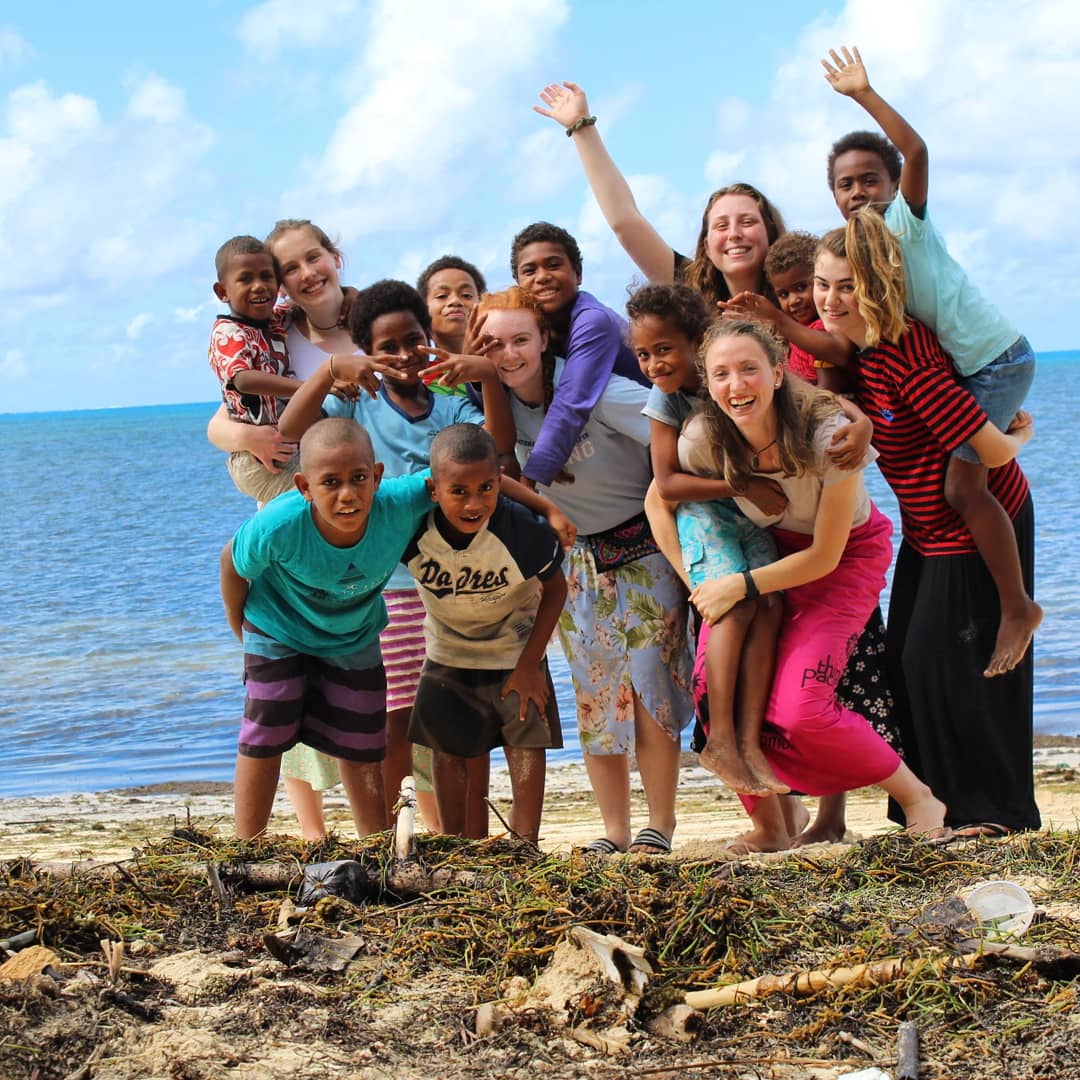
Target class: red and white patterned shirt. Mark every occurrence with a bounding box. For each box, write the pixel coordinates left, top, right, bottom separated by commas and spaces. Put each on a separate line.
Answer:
208, 312, 292, 426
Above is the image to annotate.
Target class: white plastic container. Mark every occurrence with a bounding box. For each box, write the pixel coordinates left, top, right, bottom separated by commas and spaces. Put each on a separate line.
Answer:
963, 880, 1036, 938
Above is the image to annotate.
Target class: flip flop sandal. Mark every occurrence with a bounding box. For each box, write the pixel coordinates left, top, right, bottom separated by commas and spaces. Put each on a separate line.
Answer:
954, 822, 1013, 839
628, 828, 673, 855
583, 837, 623, 856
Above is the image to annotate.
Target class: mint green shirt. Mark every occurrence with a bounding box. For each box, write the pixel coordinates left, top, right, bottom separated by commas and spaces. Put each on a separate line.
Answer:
885, 193, 1019, 377
231, 475, 432, 657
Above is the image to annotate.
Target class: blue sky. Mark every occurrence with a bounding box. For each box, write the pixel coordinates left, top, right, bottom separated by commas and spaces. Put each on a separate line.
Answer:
2, 0, 1077, 413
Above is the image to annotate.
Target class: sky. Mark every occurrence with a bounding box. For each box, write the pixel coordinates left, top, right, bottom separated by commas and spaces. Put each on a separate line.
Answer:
1, 0, 1078, 414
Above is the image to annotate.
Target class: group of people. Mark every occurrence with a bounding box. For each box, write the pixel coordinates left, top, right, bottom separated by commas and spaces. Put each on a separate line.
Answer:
207, 47, 1041, 855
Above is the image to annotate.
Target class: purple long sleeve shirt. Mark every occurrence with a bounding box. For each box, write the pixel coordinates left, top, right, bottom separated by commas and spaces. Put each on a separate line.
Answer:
522, 290, 649, 485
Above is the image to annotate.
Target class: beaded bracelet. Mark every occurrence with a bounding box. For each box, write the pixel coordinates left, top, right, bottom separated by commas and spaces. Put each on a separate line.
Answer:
566, 115, 597, 137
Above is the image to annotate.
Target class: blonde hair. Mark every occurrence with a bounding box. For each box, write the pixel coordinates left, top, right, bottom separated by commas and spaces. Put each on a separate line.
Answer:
476, 287, 557, 411
697, 319, 842, 491
819, 209, 907, 348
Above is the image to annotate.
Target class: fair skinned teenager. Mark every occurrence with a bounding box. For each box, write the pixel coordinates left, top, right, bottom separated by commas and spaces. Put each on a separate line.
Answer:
822, 45, 1041, 679
719, 232, 902, 845
208, 237, 304, 504
814, 214, 1040, 840
221, 417, 574, 840
534, 81, 784, 308
277, 280, 539, 839
403, 425, 568, 845
652, 319, 949, 852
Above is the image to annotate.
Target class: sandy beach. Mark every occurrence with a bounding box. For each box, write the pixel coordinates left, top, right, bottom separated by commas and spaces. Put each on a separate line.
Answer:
4, 739, 1078, 863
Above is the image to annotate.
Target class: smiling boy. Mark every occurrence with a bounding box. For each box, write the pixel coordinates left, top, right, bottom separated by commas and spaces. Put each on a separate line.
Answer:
209, 235, 302, 503
403, 424, 568, 845
220, 417, 438, 840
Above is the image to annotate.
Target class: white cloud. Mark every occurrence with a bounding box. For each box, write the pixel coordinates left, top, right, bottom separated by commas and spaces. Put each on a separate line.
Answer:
174, 301, 215, 323
0, 75, 217, 304
0, 348, 28, 382
238, 0, 360, 55
127, 74, 186, 124
286, 0, 569, 234
704, 150, 746, 187
126, 313, 153, 340
0, 27, 30, 66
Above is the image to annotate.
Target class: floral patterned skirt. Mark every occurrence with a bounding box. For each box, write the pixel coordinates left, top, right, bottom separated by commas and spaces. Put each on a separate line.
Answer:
556, 543, 694, 756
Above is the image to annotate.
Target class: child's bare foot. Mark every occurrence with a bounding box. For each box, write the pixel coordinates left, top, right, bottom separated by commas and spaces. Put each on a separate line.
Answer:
985, 599, 1043, 677
740, 740, 790, 794
792, 793, 846, 846
721, 824, 793, 856
699, 739, 769, 795
901, 792, 948, 839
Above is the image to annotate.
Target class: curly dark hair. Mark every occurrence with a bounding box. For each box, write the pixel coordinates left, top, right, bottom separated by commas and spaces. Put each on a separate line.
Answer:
347, 279, 432, 352
826, 131, 902, 192
215, 235, 270, 280
625, 283, 711, 345
416, 255, 488, 300
509, 222, 583, 281
763, 231, 819, 282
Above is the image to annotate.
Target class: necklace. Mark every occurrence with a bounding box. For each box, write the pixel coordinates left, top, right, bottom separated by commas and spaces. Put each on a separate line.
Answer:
309, 315, 341, 331
750, 438, 778, 471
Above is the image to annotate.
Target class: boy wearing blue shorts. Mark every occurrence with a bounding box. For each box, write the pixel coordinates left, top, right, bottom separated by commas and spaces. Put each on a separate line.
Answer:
403, 425, 569, 846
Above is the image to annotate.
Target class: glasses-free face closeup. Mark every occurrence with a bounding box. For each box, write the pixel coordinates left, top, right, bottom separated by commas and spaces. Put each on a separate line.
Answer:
830, 149, 899, 220
704, 194, 769, 280
295, 440, 384, 547
631, 314, 700, 395
514, 241, 580, 315
425, 269, 480, 343
369, 310, 431, 389
704, 334, 783, 431
768, 265, 817, 327
214, 252, 279, 321
430, 456, 502, 540
481, 308, 548, 399
268, 227, 342, 308
813, 251, 867, 346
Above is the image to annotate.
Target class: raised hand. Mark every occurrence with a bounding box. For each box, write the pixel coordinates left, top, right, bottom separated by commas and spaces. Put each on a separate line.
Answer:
821, 45, 870, 97
719, 291, 780, 326
533, 81, 591, 130
418, 344, 497, 388
330, 354, 407, 399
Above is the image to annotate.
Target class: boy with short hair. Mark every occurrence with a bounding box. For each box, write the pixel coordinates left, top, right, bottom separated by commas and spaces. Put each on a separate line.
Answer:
209, 235, 302, 503
220, 416, 572, 840
404, 424, 567, 845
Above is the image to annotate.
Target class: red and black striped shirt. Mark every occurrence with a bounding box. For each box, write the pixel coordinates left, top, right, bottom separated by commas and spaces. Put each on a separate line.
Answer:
854, 318, 1029, 557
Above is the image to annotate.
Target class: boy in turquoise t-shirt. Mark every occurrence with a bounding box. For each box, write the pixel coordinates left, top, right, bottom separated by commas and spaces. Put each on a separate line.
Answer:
220, 415, 572, 840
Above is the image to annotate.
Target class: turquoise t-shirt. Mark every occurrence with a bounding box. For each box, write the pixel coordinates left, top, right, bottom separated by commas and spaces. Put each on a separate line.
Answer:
884, 193, 1019, 377
323, 384, 482, 590
231, 474, 433, 657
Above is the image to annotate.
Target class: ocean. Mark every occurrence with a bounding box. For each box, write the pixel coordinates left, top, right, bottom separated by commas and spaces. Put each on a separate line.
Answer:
3, 352, 1077, 799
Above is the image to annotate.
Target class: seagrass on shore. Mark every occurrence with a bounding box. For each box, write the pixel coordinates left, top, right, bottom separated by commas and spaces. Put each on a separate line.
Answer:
2, 823, 1079, 1079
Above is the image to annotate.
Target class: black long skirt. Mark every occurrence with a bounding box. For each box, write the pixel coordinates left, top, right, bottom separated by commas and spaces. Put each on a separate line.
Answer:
886, 497, 1040, 831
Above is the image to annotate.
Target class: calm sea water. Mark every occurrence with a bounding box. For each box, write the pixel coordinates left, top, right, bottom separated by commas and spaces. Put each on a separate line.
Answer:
2, 352, 1077, 798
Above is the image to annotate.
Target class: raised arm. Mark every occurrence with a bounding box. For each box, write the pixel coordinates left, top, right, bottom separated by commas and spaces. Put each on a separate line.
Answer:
534, 82, 676, 283
721, 292, 856, 368
822, 45, 928, 212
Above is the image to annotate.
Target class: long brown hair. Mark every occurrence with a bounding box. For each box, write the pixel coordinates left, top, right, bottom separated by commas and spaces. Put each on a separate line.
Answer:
696, 319, 842, 492
476, 287, 557, 411
682, 183, 786, 309
843, 208, 907, 347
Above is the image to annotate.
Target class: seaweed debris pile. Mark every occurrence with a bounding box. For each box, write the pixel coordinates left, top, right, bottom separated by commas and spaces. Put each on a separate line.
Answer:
2, 828, 1079, 1079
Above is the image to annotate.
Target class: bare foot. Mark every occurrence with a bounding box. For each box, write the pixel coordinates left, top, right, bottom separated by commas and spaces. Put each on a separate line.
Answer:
740, 740, 791, 794
984, 599, 1043, 677
792, 817, 847, 846
901, 792, 948, 838
721, 825, 793, 856
780, 795, 810, 839
699, 740, 769, 795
